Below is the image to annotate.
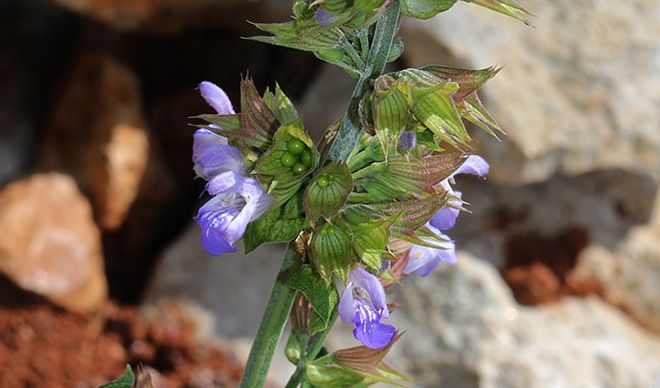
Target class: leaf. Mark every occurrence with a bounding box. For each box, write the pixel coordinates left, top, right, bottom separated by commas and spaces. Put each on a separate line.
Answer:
411, 82, 469, 148
98, 365, 135, 388
304, 163, 354, 224
243, 192, 308, 253
263, 84, 299, 125
354, 152, 465, 200
463, 0, 533, 25
190, 114, 243, 130
421, 65, 500, 100
351, 221, 391, 270
457, 93, 505, 138
374, 194, 450, 234
287, 264, 339, 333
401, 0, 457, 19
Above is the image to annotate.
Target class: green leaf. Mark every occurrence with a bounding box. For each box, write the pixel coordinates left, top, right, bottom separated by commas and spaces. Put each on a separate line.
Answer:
191, 114, 243, 131
421, 65, 500, 100
351, 221, 391, 270
263, 84, 299, 125
463, 0, 532, 25
287, 264, 339, 333
457, 93, 505, 138
411, 82, 469, 148
309, 222, 353, 284
353, 152, 465, 201
401, 0, 457, 19
243, 193, 308, 253
98, 365, 134, 388
304, 163, 354, 225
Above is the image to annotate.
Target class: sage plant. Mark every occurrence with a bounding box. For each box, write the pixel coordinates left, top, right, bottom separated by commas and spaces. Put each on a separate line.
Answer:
191, 0, 531, 386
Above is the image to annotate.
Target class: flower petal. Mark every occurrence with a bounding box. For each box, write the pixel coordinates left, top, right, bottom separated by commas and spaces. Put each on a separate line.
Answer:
404, 227, 457, 277
198, 81, 235, 115
348, 268, 388, 315
193, 130, 247, 179
205, 171, 244, 196
220, 177, 273, 245
194, 196, 240, 256
454, 155, 489, 178
354, 319, 397, 349
315, 8, 336, 26
338, 282, 356, 324
430, 191, 462, 231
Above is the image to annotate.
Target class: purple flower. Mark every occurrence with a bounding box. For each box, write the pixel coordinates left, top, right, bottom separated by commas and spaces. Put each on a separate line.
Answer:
403, 223, 456, 277
397, 131, 417, 152
198, 81, 235, 115
194, 171, 273, 256
193, 129, 247, 180
338, 268, 397, 349
192, 81, 273, 256
430, 155, 489, 231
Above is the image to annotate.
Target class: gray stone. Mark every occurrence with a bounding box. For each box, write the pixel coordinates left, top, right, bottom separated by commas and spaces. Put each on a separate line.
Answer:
143, 222, 287, 338
380, 253, 660, 388
400, 0, 660, 184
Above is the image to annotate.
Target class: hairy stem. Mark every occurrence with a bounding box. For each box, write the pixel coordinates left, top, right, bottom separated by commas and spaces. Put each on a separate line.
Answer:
323, 0, 401, 164
241, 2, 401, 386
239, 246, 298, 388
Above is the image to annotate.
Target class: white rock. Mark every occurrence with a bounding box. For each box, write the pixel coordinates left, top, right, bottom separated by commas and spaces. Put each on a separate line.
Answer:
401, 0, 660, 184
384, 253, 660, 388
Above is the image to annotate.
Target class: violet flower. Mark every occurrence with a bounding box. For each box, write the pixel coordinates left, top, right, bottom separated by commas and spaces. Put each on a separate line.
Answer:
430, 155, 489, 231
403, 223, 456, 277
397, 131, 417, 152
194, 171, 273, 255
404, 155, 487, 277
338, 267, 397, 349
193, 81, 273, 256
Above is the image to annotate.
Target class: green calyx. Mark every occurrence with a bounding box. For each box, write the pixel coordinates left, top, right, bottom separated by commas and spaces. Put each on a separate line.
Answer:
309, 221, 353, 284
304, 163, 354, 224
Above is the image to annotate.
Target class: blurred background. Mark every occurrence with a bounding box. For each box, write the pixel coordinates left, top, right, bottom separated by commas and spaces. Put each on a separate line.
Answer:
0, 0, 658, 386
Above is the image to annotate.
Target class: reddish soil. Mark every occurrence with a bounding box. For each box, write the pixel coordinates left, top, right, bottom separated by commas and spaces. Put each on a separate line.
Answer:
0, 298, 242, 388
502, 226, 604, 305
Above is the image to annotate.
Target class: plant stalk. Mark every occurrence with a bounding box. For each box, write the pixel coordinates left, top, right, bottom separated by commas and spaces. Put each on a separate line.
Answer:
241, 1, 401, 386
239, 245, 298, 388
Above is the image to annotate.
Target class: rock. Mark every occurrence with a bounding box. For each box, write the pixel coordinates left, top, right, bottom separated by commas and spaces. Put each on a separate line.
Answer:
39, 52, 149, 231
572, 223, 660, 333
380, 253, 660, 388
400, 0, 660, 184
299, 65, 355, 142
142, 222, 295, 385
0, 173, 107, 312
143, 222, 287, 338
50, 0, 290, 33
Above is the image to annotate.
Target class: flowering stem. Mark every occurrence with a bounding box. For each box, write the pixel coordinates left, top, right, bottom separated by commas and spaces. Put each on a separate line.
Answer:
239, 245, 298, 388
242, 2, 401, 387
323, 0, 401, 164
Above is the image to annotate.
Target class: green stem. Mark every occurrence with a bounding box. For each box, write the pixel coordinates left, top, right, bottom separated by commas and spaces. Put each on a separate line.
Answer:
284, 308, 339, 388
323, 0, 401, 164
239, 245, 299, 388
